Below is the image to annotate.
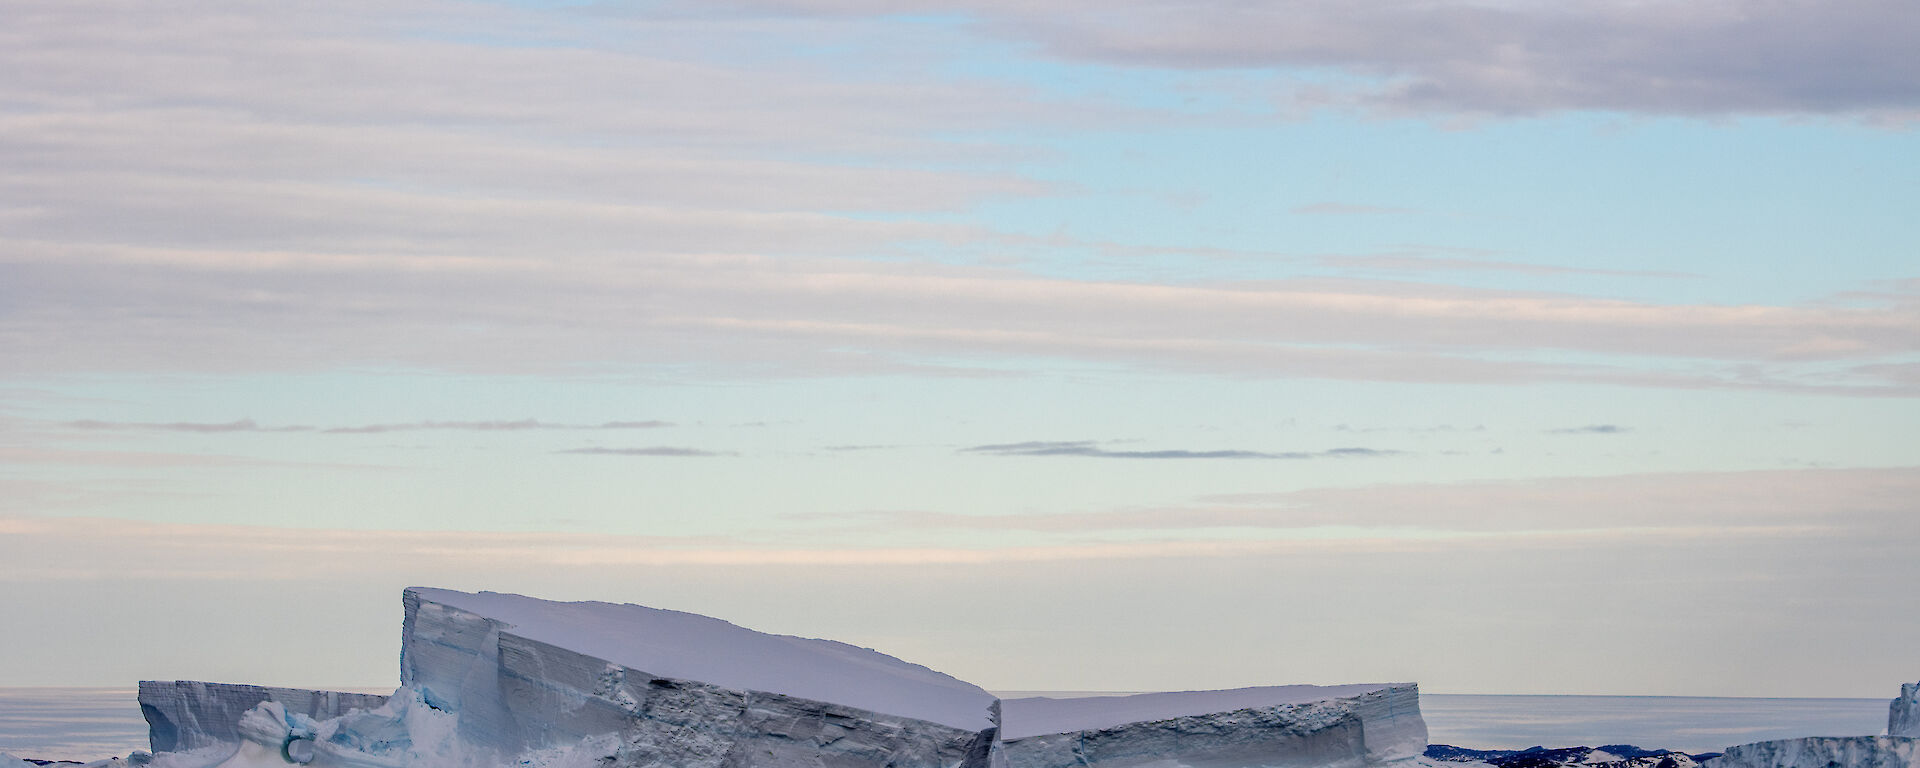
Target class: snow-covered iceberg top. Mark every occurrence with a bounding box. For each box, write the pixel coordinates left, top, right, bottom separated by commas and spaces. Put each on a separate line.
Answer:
1000, 684, 1408, 739
404, 587, 998, 732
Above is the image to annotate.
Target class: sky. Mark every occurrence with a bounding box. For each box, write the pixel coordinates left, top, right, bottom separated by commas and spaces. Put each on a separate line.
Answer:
2, 0, 1917, 699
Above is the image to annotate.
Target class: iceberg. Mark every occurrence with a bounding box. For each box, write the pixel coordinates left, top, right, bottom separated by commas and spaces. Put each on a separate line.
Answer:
1893, 682, 1920, 739
1708, 680, 1920, 768
134, 587, 1429, 768
397, 587, 1000, 767
1712, 738, 1916, 768
996, 684, 1426, 768
138, 681, 390, 754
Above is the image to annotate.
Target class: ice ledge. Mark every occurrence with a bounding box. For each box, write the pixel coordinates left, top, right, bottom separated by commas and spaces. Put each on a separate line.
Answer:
1710, 738, 1917, 768
996, 684, 1427, 768
137, 681, 390, 754
1705, 680, 1920, 768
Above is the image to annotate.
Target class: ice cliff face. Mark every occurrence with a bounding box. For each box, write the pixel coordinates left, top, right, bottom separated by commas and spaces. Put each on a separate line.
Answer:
400, 587, 999, 768
995, 684, 1426, 768
1891, 682, 1920, 738
138, 681, 390, 754
134, 587, 1431, 768
1704, 679, 1920, 768
1712, 738, 1917, 768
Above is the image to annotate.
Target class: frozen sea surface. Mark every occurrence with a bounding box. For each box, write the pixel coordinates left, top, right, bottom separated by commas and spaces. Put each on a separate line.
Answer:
0, 688, 1893, 762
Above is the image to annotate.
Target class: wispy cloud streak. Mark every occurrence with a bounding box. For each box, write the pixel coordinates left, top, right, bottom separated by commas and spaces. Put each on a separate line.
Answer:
61, 418, 671, 434
962, 441, 1399, 459
558, 446, 732, 457
1547, 424, 1631, 435
705, 0, 1920, 118
66, 418, 311, 433
324, 420, 671, 434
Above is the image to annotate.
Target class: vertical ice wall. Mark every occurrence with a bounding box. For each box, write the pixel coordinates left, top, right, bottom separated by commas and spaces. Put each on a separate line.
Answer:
400, 587, 1001, 768
1709, 680, 1920, 768
137, 680, 389, 753
1891, 682, 1920, 738
995, 684, 1426, 768
130, 588, 1435, 768
1712, 738, 1918, 768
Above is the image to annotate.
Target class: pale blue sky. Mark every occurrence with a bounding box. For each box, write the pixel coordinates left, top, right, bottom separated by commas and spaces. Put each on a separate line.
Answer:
2, 0, 1916, 697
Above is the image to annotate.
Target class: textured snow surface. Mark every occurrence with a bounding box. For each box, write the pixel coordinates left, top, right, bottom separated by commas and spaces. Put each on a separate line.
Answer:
1001, 684, 1404, 739
407, 587, 996, 731
1892, 683, 1920, 738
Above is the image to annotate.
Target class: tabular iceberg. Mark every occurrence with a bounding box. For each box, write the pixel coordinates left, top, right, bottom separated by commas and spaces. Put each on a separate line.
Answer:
996, 684, 1426, 768
1712, 738, 1917, 768
398, 587, 999, 768
135, 587, 1430, 768
1708, 680, 1920, 768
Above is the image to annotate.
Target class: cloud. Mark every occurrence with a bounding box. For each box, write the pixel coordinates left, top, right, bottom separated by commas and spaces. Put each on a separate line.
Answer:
714, 0, 1920, 118
795, 465, 1920, 539
0, 446, 389, 470
65, 418, 312, 433
9, 250, 1918, 395
62, 418, 672, 434
1308, 253, 1697, 279
2, 0, 1917, 396
1547, 424, 1630, 435
1335, 423, 1483, 434
324, 420, 671, 434
558, 446, 732, 457
961, 441, 1399, 460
